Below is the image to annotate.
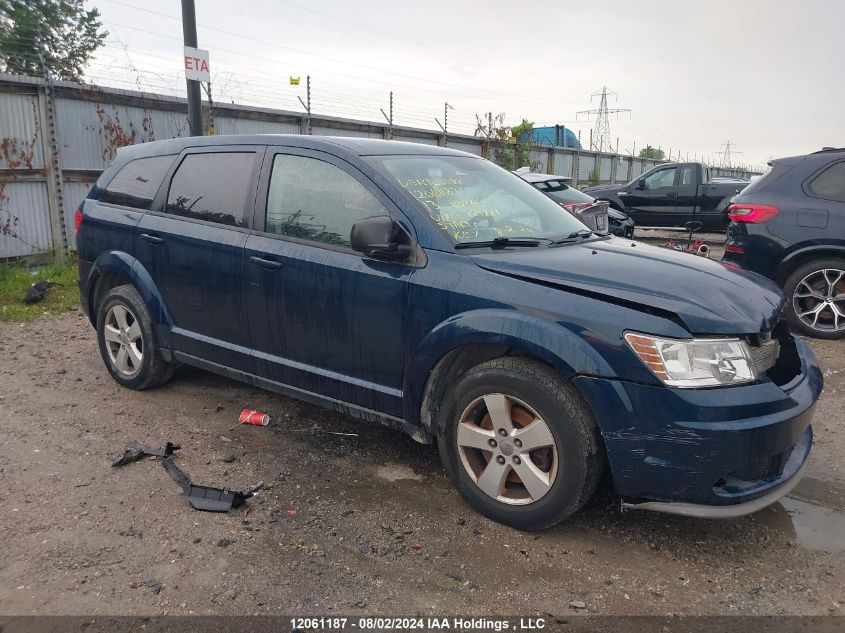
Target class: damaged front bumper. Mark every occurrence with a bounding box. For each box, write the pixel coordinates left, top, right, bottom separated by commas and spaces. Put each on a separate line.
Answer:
574, 337, 823, 516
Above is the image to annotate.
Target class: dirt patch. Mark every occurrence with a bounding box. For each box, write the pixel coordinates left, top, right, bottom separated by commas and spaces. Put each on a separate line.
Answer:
0, 313, 843, 616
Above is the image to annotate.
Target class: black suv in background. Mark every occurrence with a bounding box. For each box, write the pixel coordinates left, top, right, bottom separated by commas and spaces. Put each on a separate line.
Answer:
723, 148, 845, 339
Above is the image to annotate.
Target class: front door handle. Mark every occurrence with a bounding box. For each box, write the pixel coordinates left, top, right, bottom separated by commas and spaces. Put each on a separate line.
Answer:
250, 255, 284, 270
140, 233, 164, 245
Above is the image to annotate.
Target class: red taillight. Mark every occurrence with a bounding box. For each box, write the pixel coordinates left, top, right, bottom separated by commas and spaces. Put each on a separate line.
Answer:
725, 244, 745, 253
74, 208, 84, 234
561, 202, 592, 212
727, 203, 779, 223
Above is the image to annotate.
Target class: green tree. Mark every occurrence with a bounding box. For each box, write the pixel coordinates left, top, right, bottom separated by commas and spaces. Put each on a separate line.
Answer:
0, 0, 107, 80
475, 113, 536, 171
587, 167, 600, 187
638, 145, 665, 160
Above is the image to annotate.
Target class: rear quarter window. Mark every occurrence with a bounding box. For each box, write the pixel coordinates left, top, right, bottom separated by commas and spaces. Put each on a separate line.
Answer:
807, 161, 845, 202
99, 155, 176, 209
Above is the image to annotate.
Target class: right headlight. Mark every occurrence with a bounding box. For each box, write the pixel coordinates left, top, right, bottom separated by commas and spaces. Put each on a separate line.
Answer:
624, 332, 757, 388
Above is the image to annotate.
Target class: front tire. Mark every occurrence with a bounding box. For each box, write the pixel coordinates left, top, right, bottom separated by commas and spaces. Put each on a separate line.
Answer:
437, 358, 603, 530
783, 258, 845, 340
96, 284, 175, 389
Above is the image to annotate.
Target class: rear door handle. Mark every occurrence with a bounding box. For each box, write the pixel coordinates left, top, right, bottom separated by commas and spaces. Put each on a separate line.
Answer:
250, 255, 284, 270
140, 233, 164, 245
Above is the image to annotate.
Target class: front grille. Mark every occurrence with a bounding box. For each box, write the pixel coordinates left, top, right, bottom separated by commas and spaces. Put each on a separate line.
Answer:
750, 338, 780, 375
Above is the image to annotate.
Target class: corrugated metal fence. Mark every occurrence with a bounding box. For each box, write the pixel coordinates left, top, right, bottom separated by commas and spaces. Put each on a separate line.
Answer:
0, 73, 758, 259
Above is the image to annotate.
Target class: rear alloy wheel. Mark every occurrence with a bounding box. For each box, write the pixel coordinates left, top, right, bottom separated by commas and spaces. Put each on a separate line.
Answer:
96, 284, 175, 389
784, 259, 845, 340
437, 358, 603, 530
103, 304, 144, 377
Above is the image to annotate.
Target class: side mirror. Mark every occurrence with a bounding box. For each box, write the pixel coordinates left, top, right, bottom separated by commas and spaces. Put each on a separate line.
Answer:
634, 179, 645, 190
350, 215, 411, 261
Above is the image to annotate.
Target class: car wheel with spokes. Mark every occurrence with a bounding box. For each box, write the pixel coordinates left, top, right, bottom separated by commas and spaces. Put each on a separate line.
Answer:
96, 284, 175, 389
437, 357, 604, 530
784, 258, 845, 340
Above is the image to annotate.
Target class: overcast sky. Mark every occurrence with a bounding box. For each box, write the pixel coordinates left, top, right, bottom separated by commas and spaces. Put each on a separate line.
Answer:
87, 0, 844, 168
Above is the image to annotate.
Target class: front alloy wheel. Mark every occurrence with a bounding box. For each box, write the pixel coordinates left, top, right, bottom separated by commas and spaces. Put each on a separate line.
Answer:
457, 393, 557, 505
437, 358, 603, 530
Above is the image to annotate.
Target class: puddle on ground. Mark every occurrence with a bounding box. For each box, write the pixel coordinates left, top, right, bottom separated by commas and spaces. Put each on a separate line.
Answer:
779, 496, 845, 552
376, 464, 424, 482
755, 478, 845, 554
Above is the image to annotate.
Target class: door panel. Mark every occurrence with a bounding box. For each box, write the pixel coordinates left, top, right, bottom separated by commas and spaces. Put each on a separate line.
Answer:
623, 166, 679, 226
244, 149, 412, 416
136, 214, 251, 369
134, 147, 262, 372
245, 235, 410, 415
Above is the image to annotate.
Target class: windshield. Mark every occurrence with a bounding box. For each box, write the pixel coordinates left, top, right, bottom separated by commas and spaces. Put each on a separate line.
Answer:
535, 180, 596, 204
367, 156, 587, 244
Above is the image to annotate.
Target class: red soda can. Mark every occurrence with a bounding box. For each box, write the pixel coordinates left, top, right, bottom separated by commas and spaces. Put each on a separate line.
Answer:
239, 409, 270, 426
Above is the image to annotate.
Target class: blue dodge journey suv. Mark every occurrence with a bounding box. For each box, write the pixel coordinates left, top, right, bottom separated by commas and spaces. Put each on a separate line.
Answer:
76, 136, 822, 529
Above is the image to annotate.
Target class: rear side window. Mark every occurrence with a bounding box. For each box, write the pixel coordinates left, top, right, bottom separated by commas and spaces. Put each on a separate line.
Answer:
264, 154, 388, 247
808, 161, 845, 202
539, 181, 594, 204
165, 152, 256, 227
99, 155, 175, 209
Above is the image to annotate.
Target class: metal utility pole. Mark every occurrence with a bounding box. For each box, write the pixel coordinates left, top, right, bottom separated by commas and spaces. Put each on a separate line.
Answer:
201, 82, 215, 135
180, 0, 203, 137
380, 91, 393, 139
297, 75, 312, 134
488, 112, 493, 138
577, 86, 630, 152
37, 23, 68, 261
435, 103, 452, 147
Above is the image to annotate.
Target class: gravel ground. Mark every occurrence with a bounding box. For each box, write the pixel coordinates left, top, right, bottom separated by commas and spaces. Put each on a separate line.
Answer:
0, 312, 843, 617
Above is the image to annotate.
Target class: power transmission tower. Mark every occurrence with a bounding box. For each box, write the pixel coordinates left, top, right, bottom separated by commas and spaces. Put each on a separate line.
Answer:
577, 87, 630, 152
719, 141, 742, 167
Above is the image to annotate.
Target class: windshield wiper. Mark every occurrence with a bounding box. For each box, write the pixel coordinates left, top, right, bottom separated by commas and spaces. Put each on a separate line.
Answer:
454, 236, 546, 250
548, 229, 595, 246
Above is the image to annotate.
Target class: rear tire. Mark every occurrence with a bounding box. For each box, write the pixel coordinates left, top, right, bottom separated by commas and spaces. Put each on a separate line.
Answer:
436, 358, 603, 530
96, 284, 175, 389
783, 258, 845, 340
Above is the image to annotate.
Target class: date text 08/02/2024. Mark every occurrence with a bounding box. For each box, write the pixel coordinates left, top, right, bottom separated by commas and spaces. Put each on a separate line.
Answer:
289, 616, 548, 630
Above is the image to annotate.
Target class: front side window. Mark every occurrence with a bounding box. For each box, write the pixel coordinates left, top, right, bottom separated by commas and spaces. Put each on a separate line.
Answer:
100, 155, 175, 209
165, 152, 256, 227
643, 167, 678, 191
643, 167, 677, 190
808, 161, 845, 202
265, 154, 388, 247
367, 156, 586, 244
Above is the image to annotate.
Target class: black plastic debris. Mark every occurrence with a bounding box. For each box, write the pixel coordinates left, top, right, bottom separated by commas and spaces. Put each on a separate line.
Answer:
111, 440, 262, 513
24, 280, 58, 305
112, 441, 180, 467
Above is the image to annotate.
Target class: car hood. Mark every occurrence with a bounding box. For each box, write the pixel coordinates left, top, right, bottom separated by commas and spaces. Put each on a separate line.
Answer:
471, 239, 785, 335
